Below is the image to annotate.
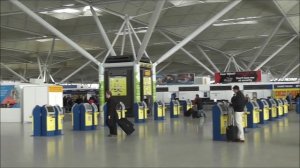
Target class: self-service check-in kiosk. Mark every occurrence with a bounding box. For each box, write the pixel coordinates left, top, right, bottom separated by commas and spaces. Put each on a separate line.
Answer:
116, 102, 127, 119
246, 101, 261, 128
281, 99, 289, 116
79, 103, 98, 130
170, 100, 181, 118
154, 101, 166, 120
274, 99, 284, 118
267, 98, 278, 120
71, 103, 80, 130
257, 99, 270, 124
182, 99, 193, 114
91, 103, 100, 127
134, 101, 147, 123
212, 102, 229, 141
72, 103, 98, 131
32, 105, 63, 136
54, 105, 64, 135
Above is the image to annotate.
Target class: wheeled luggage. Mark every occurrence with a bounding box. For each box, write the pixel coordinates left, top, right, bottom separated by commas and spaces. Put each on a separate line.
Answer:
226, 111, 238, 141
117, 118, 135, 135
184, 108, 193, 117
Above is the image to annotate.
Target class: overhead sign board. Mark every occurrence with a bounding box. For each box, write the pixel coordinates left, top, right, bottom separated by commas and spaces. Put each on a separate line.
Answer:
215, 71, 261, 83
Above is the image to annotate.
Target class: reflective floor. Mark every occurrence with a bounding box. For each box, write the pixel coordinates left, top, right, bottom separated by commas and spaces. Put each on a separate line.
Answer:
1, 110, 299, 167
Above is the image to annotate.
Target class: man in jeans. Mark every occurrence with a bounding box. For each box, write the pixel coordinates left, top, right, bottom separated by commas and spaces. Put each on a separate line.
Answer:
231, 85, 246, 143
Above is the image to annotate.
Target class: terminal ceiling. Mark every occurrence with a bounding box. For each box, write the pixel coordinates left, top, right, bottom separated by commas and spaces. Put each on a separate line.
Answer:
0, 0, 299, 83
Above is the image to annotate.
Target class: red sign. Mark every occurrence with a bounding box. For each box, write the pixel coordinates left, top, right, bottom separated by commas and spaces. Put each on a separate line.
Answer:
215, 71, 261, 83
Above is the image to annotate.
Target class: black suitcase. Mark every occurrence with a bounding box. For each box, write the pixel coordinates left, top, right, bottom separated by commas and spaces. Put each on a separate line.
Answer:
184, 108, 193, 117
226, 125, 238, 141
117, 118, 135, 135
226, 111, 238, 141
192, 110, 200, 118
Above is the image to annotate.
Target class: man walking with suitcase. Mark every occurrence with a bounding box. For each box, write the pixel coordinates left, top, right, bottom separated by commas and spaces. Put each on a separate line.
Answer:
106, 90, 118, 137
231, 85, 246, 143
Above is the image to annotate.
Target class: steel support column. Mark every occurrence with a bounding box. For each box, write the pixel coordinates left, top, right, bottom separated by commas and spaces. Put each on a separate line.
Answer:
136, 0, 166, 61
247, 18, 285, 70
1, 63, 29, 82
159, 31, 214, 75
128, 21, 151, 60
60, 51, 105, 83
126, 18, 137, 60
103, 21, 126, 62
254, 35, 297, 71
282, 64, 300, 78
10, 0, 100, 65
273, 0, 299, 35
196, 45, 220, 72
90, 6, 116, 56
155, 0, 241, 65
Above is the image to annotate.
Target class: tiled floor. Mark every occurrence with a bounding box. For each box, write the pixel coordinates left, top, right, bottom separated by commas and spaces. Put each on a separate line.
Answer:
1, 110, 299, 167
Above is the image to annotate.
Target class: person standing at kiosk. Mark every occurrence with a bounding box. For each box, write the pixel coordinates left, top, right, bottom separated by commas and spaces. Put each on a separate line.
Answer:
231, 85, 246, 143
106, 90, 118, 137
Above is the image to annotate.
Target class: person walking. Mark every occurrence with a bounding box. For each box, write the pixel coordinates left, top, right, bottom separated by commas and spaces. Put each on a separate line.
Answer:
106, 90, 118, 137
194, 94, 205, 117
231, 85, 246, 143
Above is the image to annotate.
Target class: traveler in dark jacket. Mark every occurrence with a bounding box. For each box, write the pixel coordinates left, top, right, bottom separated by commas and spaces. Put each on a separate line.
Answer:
106, 90, 118, 137
231, 85, 246, 143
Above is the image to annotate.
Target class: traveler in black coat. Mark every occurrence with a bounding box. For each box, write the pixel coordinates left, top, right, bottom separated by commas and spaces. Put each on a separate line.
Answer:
106, 90, 118, 137
231, 85, 246, 143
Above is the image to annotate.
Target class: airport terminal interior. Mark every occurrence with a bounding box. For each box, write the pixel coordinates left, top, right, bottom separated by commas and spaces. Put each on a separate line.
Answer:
0, 0, 299, 167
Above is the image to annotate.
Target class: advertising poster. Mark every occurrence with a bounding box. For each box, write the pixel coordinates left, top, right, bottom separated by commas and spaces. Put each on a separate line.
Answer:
109, 76, 127, 96
215, 71, 262, 83
156, 73, 195, 85
0, 85, 21, 108
143, 77, 152, 95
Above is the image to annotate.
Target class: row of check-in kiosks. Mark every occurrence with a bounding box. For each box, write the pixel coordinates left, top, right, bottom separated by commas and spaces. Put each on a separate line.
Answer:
212, 98, 289, 141
31, 99, 193, 136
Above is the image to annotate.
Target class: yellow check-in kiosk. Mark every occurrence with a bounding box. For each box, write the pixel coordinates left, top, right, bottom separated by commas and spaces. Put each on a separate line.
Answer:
267, 98, 278, 120
54, 105, 64, 135
257, 99, 270, 124
154, 101, 166, 120
246, 100, 261, 128
170, 100, 181, 118
116, 102, 127, 119
182, 99, 193, 114
281, 99, 289, 116
134, 101, 147, 123
32, 105, 63, 136
91, 103, 100, 127
275, 99, 284, 118
212, 101, 230, 141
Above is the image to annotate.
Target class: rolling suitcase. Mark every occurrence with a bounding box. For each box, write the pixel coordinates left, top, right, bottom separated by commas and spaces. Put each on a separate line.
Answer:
184, 108, 193, 117
226, 112, 238, 141
117, 118, 135, 135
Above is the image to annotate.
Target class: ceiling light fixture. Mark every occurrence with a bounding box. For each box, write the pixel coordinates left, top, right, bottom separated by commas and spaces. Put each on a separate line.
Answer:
36, 38, 60, 42
63, 4, 75, 7
213, 20, 258, 26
